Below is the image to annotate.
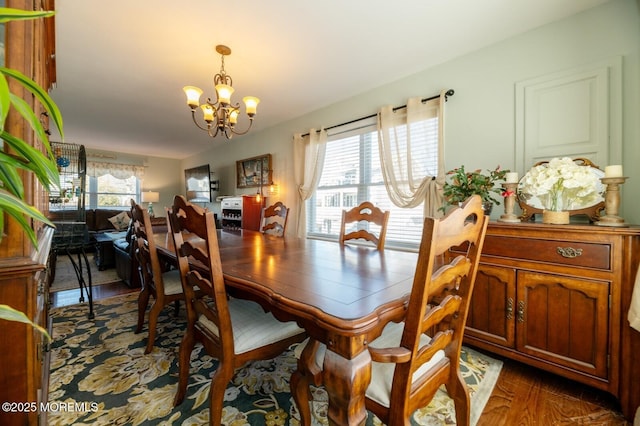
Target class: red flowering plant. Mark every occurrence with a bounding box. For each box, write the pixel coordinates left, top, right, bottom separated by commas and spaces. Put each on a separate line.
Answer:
440, 165, 509, 212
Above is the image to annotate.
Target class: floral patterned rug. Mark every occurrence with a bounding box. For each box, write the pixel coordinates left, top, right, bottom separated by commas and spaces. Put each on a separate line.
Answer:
48, 293, 502, 425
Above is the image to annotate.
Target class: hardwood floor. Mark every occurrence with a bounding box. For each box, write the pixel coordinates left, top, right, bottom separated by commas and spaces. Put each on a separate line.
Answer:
477, 354, 630, 425
50, 279, 136, 308
51, 281, 632, 425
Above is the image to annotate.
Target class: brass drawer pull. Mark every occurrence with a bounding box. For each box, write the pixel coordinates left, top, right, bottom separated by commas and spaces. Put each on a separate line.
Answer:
517, 300, 525, 323
556, 247, 583, 258
506, 297, 514, 320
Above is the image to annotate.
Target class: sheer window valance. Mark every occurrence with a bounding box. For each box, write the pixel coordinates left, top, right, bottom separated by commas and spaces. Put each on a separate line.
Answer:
87, 161, 145, 179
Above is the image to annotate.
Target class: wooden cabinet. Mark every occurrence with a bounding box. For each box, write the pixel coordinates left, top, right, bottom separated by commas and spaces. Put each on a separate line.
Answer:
241, 195, 264, 231
220, 196, 264, 231
462, 222, 640, 420
0, 1, 56, 425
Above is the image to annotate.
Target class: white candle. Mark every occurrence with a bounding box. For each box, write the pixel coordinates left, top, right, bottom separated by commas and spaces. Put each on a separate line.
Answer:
604, 165, 623, 178
505, 172, 519, 183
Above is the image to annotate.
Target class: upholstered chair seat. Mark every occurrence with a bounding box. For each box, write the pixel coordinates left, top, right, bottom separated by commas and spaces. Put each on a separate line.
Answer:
198, 297, 306, 354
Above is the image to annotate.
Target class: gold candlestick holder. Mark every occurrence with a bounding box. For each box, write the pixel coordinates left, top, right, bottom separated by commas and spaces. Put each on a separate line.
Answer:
597, 176, 628, 227
498, 182, 520, 223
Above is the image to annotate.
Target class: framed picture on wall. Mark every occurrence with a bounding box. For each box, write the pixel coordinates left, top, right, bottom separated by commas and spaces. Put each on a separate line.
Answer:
236, 154, 273, 188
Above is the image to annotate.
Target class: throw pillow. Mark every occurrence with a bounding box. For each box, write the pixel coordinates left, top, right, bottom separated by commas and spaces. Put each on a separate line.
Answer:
108, 211, 130, 231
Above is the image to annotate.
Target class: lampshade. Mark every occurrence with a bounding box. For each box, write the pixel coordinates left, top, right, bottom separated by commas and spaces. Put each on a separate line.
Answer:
141, 191, 159, 203
243, 96, 260, 116
183, 86, 203, 108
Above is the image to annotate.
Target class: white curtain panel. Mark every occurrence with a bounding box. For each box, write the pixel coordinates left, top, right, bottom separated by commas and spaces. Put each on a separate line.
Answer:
293, 129, 327, 237
377, 90, 447, 218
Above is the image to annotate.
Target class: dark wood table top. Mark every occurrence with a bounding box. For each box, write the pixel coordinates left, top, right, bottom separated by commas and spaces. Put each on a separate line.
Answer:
155, 229, 418, 337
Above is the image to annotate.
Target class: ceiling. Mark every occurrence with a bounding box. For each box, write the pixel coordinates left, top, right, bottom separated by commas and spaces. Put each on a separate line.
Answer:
50, 0, 613, 160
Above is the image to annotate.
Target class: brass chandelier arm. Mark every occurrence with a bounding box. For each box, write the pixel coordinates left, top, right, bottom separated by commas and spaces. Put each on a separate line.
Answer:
190, 109, 212, 132
220, 117, 255, 139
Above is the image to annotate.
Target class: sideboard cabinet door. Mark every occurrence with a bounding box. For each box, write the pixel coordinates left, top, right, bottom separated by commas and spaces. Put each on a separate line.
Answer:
466, 264, 516, 348
516, 270, 610, 379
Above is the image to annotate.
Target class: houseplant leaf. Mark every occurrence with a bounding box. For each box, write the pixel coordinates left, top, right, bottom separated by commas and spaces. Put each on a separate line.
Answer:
0, 8, 54, 23
0, 130, 59, 191
1, 66, 64, 147
0, 304, 50, 342
0, 190, 53, 247
0, 72, 10, 129
0, 153, 26, 197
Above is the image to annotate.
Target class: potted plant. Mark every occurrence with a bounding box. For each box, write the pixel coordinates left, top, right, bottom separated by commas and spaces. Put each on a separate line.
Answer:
0, 7, 63, 339
441, 165, 509, 214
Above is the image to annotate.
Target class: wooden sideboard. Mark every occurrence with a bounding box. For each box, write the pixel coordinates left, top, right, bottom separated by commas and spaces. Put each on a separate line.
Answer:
461, 222, 640, 420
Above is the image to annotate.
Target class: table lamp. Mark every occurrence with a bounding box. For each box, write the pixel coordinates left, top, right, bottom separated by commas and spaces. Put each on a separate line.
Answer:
141, 191, 160, 217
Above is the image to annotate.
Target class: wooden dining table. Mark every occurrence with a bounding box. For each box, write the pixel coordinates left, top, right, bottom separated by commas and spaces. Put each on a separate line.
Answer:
154, 229, 419, 425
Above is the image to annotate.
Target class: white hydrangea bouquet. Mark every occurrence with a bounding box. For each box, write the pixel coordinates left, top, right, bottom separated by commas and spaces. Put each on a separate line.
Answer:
518, 157, 602, 211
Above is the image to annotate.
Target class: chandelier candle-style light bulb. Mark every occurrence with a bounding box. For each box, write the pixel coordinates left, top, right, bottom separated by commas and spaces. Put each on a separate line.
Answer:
183, 44, 259, 139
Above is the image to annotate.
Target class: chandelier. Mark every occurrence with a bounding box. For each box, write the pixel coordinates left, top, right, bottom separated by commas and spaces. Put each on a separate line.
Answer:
183, 45, 260, 139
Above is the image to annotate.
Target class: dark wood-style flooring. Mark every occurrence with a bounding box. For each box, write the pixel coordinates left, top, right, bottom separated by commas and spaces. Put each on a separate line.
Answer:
51, 281, 632, 426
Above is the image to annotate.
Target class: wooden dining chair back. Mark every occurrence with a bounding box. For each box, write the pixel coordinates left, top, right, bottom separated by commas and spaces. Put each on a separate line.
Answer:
131, 199, 184, 354
168, 195, 306, 425
339, 201, 390, 250
260, 201, 289, 236
292, 195, 489, 426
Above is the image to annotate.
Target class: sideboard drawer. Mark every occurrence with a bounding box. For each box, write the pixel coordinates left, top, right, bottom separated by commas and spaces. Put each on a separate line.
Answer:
482, 235, 611, 270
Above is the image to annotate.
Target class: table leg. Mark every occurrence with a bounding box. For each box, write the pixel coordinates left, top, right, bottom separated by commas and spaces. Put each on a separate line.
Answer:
322, 347, 371, 426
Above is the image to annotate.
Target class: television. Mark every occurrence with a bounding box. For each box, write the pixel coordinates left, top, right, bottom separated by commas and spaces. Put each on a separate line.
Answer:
184, 164, 211, 203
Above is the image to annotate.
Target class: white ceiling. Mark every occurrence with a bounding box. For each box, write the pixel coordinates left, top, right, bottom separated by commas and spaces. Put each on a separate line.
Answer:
50, 0, 613, 159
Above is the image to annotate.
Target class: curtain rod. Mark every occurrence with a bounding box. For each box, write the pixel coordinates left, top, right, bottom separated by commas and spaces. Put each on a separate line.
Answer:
300, 89, 454, 138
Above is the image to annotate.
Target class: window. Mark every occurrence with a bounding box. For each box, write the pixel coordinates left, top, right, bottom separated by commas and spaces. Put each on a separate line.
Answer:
85, 174, 140, 209
306, 115, 438, 249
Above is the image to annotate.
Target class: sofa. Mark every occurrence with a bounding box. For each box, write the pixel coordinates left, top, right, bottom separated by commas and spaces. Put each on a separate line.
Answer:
48, 208, 132, 234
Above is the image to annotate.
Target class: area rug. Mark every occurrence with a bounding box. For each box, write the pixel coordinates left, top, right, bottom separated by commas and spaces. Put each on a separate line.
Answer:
48, 293, 502, 425
50, 254, 121, 292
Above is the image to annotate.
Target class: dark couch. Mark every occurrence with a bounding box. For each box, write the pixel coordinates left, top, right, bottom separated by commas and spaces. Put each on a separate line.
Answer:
86, 209, 131, 233
48, 208, 132, 234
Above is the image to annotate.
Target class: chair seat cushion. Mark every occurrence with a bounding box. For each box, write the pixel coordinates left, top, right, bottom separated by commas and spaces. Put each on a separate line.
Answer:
198, 297, 304, 354
295, 321, 444, 408
162, 269, 184, 296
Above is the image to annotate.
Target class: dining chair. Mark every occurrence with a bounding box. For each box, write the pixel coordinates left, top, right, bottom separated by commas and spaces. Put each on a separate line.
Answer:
168, 195, 306, 425
291, 195, 489, 426
339, 201, 390, 250
260, 201, 289, 236
131, 199, 185, 354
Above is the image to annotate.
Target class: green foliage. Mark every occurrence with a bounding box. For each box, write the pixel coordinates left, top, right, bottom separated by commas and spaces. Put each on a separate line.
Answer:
0, 303, 50, 342
0, 7, 62, 246
441, 165, 508, 211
